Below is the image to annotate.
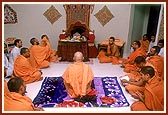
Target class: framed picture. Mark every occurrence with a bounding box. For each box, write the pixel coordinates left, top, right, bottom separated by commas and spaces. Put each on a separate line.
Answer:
4, 4, 18, 24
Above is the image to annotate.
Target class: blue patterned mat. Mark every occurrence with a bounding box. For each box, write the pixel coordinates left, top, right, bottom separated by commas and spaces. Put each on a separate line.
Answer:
33, 77, 129, 107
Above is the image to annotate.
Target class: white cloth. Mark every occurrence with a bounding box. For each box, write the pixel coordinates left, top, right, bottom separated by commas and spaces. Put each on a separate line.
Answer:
130, 46, 134, 53
158, 47, 164, 57
147, 41, 155, 53
4, 54, 13, 76
9, 46, 21, 65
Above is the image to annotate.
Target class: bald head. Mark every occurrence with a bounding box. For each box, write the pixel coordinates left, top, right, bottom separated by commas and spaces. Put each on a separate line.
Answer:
73, 52, 84, 62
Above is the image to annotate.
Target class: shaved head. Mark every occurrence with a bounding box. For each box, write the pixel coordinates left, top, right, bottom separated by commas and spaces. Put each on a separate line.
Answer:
73, 51, 84, 62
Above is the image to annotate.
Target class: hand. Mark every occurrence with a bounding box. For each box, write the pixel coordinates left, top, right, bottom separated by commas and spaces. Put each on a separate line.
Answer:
121, 79, 129, 83
129, 78, 136, 82
135, 91, 144, 102
120, 79, 129, 87
131, 91, 144, 101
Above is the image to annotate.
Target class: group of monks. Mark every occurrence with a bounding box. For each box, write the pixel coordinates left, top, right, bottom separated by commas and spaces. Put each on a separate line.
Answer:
4, 33, 164, 111
4, 34, 60, 111
4, 51, 97, 111
97, 34, 164, 111
4, 35, 59, 84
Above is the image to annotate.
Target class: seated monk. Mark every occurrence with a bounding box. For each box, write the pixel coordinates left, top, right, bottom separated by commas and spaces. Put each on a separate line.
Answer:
4, 77, 44, 111
130, 66, 164, 111
41, 34, 58, 62
139, 34, 150, 53
120, 56, 158, 97
62, 52, 98, 105
29, 38, 50, 69
98, 37, 120, 64
147, 46, 164, 80
13, 47, 43, 84
121, 40, 146, 73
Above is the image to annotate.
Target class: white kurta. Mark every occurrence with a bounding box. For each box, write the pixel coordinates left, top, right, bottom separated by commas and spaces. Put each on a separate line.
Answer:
158, 47, 164, 57
9, 46, 21, 65
4, 54, 13, 76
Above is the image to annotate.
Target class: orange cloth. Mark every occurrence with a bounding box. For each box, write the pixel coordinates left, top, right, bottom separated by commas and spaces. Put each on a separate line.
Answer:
97, 51, 113, 63
107, 44, 120, 57
147, 55, 164, 80
97, 44, 120, 64
125, 62, 157, 96
4, 92, 35, 111
41, 37, 58, 62
127, 62, 156, 81
29, 45, 50, 69
4, 80, 35, 111
62, 61, 94, 98
122, 48, 146, 73
14, 55, 42, 84
4, 80, 10, 96
125, 71, 145, 96
139, 39, 150, 52
131, 75, 164, 111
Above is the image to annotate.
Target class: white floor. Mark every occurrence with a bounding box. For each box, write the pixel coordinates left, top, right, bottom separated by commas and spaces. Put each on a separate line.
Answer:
5, 58, 139, 113
25, 58, 139, 113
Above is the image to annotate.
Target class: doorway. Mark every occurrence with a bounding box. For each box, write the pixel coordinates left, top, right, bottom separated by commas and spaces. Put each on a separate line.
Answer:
128, 4, 161, 52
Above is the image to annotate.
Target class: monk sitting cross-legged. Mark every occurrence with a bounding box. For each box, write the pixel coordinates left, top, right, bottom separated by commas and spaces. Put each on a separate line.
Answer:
97, 37, 120, 64
120, 40, 146, 73
29, 37, 50, 69
130, 66, 164, 111
139, 34, 150, 53
62, 51, 98, 106
120, 56, 158, 97
4, 77, 44, 111
13, 47, 43, 84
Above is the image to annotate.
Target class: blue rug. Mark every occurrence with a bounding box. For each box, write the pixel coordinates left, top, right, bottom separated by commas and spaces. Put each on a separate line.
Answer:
33, 77, 129, 107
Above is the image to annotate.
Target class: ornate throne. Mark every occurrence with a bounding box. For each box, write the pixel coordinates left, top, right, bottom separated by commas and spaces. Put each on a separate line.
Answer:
59, 21, 98, 58
59, 4, 97, 58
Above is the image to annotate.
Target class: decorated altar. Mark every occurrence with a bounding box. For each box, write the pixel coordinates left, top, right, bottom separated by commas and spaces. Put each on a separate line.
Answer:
58, 4, 97, 59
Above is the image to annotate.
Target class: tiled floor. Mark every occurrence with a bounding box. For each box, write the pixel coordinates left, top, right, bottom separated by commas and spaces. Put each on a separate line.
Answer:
5, 58, 138, 113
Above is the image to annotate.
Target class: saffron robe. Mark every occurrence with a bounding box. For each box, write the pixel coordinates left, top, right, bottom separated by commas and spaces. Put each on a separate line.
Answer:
29, 45, 50, 69
147, 55, 164, 80
98, 44, 120, 64
4, 92, 36, 111
131, 75, 164, 111
41, 37, 58, 62
139, 39, 150, 52
125, 62, 156, 96
122, 48, 146, 73
14, 55, 42, 84
62, 61, 94, 98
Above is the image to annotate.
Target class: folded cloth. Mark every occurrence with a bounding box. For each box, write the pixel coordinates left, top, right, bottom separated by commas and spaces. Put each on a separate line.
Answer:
100, 96, 116, 104
88, 89, 98, 96
54, 100, 85, 107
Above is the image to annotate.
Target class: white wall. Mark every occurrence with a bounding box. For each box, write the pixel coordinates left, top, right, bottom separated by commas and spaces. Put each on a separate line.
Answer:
4, 3, 131, 57
90, 4, 131, 45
